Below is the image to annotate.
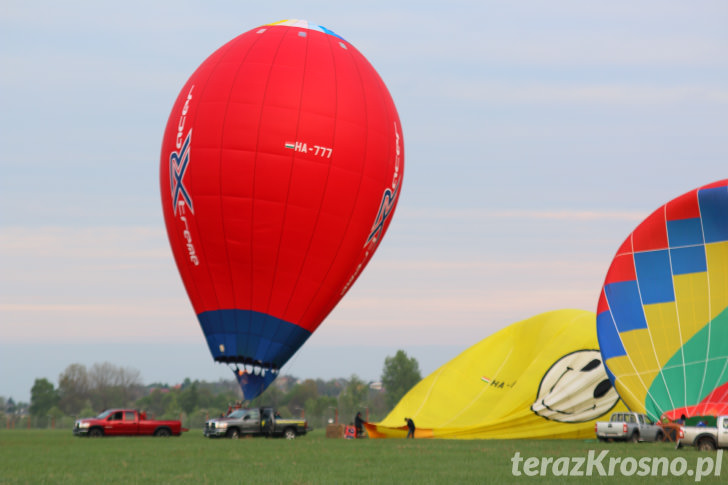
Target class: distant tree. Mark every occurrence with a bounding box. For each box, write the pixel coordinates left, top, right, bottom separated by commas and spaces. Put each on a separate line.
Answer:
159, 393, 182, 420
284, 379, 318, 415
30, 378, 59, 426
193, 385, 214, 410
58, 364, 90, 415
88, 362, 114, 409
366, 387, 388, 422
47, 406, 66, 427
271, 375, 299, 394
250, 383, 284, 410
114, 365, 144, 405
315, 378, 345, 397
88, 362, 116, 409
303, 395, 337, 428
88, 362, 143, 409
135, 388, 174, 418
337, 375, 369, 423
78, 405, 97, 419
178, 381, 199, 415
381, 350, 422, 410
12, 401, 29, 418
147, 382, 171, 389
210, 390, 240, 416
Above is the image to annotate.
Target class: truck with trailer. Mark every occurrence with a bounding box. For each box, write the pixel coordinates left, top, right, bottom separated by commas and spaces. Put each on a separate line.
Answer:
204, 406, 309, 439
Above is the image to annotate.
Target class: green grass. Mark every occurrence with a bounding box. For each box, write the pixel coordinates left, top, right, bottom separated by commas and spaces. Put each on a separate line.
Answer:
1, 429, 726, 484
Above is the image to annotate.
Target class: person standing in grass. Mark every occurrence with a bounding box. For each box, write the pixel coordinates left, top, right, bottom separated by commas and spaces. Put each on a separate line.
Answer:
355, 411, 365, 438
405, 417, 415, 439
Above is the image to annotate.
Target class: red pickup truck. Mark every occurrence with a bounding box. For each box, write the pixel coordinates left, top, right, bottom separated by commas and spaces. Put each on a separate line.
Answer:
73, 409, 187, 437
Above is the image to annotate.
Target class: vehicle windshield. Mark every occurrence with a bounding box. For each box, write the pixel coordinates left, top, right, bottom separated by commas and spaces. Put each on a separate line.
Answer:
96, 410, 113, 419
227, 409, 247, 419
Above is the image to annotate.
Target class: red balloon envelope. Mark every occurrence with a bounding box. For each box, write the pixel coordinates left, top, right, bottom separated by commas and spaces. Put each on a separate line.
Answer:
159, 20, 404, 398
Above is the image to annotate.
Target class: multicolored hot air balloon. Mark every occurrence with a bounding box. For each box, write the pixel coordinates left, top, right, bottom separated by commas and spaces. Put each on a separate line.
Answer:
597, 180, 728, 422
366, 310, 627, 439
159, 20, 403, 399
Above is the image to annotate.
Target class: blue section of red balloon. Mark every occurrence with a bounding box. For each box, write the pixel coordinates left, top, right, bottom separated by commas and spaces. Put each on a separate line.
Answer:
198, 310, 311, 368
236, 369, 279, 400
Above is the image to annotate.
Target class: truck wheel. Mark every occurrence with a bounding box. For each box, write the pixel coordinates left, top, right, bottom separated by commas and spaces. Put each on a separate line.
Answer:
88, 428, 104, 438
697, 438, 716, 451
284, 428, 296, 440
154, 428, 172, 437
227, 428, 240, 439
630, 432, 640, 443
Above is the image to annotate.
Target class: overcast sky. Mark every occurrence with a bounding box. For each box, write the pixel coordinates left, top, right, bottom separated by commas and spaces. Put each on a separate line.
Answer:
1, 1, 726, 403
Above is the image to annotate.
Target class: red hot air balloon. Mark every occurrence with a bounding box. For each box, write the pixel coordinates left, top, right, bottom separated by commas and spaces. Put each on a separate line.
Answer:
159, 20, 403, 399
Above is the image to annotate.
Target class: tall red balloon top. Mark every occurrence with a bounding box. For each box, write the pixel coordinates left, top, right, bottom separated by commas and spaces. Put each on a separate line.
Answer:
160, 19, 404, 398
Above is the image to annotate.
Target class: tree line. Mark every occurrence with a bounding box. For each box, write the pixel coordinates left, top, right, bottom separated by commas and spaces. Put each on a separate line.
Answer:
2, 350, 422, 430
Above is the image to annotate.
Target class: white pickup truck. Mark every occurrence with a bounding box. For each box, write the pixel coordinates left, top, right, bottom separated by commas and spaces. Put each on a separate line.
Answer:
677, 415, 728, 451
595, 411, 664, 442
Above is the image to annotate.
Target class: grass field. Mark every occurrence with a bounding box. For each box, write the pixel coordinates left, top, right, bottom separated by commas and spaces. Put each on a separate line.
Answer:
1, 429, 725, 484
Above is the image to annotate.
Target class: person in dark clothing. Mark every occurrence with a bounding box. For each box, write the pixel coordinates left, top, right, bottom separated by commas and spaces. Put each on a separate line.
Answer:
355, 411, 365, 438
405, 417, 415, 439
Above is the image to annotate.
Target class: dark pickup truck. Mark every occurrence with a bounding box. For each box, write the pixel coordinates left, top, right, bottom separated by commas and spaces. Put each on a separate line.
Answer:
204, 407, 309, 439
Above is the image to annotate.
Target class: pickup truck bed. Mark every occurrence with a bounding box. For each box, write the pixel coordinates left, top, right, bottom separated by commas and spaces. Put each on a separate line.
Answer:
677, 415, 728, 451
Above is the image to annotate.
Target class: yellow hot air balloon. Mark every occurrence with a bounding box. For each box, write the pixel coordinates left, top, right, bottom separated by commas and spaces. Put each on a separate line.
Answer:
366, 309, 628, 439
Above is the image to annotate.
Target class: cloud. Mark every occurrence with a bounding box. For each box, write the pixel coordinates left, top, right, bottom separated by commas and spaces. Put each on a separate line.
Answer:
406, 207, 647, 222
0, 222, 608, 344
0, 224, 195, 342
0, 301, 198, 341
0, 226, 181, 316
442, 83, 728, 106
0, 226, 167, 261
